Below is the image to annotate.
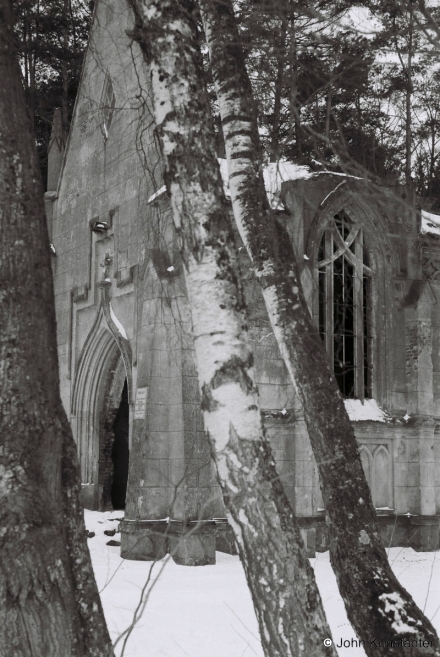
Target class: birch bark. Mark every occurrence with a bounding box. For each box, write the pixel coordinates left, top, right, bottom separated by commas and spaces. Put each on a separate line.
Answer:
0, 2, 113, 654
127, 1, 336, 655
198, 0, 440, 654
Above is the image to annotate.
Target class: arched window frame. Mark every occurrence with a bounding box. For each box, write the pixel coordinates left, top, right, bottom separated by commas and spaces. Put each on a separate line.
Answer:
313, 209, 374, 401
100, 73, 116, 141
358, 444, 393, 509
305, 186, 397, 409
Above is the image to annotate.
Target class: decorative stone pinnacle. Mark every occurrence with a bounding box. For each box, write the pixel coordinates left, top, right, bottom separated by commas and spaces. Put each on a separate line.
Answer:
49, 108, 64, 150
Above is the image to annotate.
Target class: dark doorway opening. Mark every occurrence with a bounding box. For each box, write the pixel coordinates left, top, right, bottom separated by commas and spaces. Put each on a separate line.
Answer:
111, 380, 130, 509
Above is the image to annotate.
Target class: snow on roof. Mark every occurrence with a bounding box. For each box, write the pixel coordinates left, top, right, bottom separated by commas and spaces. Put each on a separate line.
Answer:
148, 160, 312, 209
421, 209, 440, 237
109, 303, 128, 339
319, 180, 347, 207
313, 170, 363, 181
263, 162, 312, 209
218, 159, 311, 209
344, 398, 390, 422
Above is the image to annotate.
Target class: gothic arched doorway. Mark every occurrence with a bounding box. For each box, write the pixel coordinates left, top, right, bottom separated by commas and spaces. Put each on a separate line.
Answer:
99, 355, 130, 510
110, 380, 129, 509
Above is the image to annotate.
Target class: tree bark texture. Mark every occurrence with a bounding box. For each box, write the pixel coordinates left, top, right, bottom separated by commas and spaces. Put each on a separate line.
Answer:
288, 11, 301, 157
270, 12, 287, 162
127, 1, 336, 656
198, 0, 440, 654
0, 3, 113, 655
405, 0, 414, 185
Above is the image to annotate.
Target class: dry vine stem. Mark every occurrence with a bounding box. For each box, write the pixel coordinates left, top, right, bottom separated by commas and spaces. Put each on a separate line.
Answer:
127, 0, 337, 655
198, 0, 440, 654
0, 0, 114, 654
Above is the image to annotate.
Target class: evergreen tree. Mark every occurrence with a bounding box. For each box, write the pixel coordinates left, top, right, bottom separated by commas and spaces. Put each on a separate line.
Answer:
199, 0, 440, 653
231, 0, 402, 180
12, 0, 92, 187
0, 0, 113, 653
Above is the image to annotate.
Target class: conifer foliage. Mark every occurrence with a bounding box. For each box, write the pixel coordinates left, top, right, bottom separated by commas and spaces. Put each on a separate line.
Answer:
0, 0, 113, 654
198, 0, 440, 653
12, 0, 92, 185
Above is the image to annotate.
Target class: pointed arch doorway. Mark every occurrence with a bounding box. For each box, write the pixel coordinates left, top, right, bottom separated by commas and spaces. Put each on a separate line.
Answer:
72, 318, 131, 511
99, 355, 130, 510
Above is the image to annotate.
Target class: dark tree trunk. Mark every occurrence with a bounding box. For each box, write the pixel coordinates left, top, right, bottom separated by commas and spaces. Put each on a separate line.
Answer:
127, 1, 337, 655
61, 0, 70, 137
0, 3, 114, 655
198, 0, 440, 654
288, 10, 301, 157
325, 85, 332, 142
270, 14, 287, 162
405, 0, 414, 184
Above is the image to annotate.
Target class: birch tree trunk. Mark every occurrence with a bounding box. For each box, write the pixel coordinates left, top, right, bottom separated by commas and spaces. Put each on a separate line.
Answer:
198, 0, 440, 654
127, 1, 336, 655
0, 3, 113, 655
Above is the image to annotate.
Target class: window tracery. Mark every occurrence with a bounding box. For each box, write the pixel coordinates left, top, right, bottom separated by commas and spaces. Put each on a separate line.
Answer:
316, 210, 372, 399
100, 74, 116, 140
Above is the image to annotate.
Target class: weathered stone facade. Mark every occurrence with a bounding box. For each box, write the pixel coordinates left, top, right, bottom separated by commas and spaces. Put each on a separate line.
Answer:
49, 0, 440, 563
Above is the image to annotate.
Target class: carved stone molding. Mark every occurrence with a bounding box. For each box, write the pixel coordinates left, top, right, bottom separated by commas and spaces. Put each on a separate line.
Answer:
116, 265, 136, 288
99, 280, 133, 401
421, 246, 440, 280
73, 284, 89, 303
422, 254, 440, 280
261, 408, 294, 423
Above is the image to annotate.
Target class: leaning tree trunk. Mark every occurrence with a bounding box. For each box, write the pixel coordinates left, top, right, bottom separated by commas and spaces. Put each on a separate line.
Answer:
405, 0, 414, 186
198, 0, 440, 654
0, 3, 114, 656
127, 1, 337, 656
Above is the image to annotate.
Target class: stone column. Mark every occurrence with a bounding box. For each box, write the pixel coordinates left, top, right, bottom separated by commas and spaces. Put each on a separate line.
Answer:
401, 283, 439, 548
403, 275, 436, 409
419, 418, 436, 516
120, 223, 222, 564
409, 418, 439, 551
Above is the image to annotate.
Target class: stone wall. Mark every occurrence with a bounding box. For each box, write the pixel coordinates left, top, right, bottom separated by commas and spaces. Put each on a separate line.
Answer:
51, 0, 440, 560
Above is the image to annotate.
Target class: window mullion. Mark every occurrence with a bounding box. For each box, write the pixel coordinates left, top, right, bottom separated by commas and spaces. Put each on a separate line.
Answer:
354, 231, 365, 400
316, 213, 372, 401
325, 230, 333, 362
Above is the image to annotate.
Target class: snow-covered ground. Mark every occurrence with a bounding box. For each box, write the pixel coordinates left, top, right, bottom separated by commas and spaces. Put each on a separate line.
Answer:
86, 510, 440, 657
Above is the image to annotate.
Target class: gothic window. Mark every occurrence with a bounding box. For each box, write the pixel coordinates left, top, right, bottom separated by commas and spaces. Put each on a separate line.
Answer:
359, 445, 392, 509
100, 74, 116, 140
373, 446, 391, 508
316, 211, 373, 399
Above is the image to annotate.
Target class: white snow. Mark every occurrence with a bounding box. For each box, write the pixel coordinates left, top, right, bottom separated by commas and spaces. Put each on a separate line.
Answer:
262, 161, 312, 209
421, 210, 440, 237
109, 303, 128, 340
319, 180, 347, 207
217, 158, 231, 198
86, 510, 440, 657
344, 398, 390, 422
218, 158, 311, 209
148, 160, 372, 213
147, 185, 167, 204
378, 592, 418, 634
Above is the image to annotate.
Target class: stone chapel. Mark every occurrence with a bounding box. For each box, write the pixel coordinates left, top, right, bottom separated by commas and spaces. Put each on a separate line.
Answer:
46, 0, 440, 564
